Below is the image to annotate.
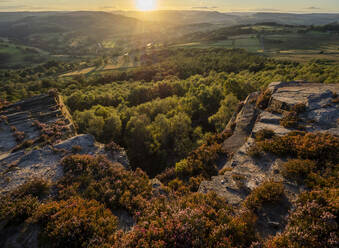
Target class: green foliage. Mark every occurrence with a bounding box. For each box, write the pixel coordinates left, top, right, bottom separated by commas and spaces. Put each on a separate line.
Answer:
74, 105, 121, 143
174, 132, 231, 180
244, 181, 285, 210
32, 197, 118, 248
1, 48, 338, 176
209, 94, 239, 132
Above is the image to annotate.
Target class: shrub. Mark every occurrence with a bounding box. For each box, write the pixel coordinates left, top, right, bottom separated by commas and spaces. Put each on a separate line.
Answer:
280, 111, 299, 128
247, 144, 262, 158
256, 89, 272, 110
174, 132, 230, 180
282, 159, 317, 183
291, 103, 306, 113
12, 178, 50, 199
13, 130, 26, 142
156, 167, 177, 184
48, 88, 58, 97
266, 189, 338, 248
258, 132, 339, 163
105, 141, 124, 157
0, 195, 39, 225
0, 179, 49, 225
33, 120, 73, 144
244, 181, 284, 210
0, 99, 9, 110
71, 145, 82, 154
168, 178, 189, 194
0, 114, 8, 124
219, 167, 233, 175
255, 129, 276, 141
58, 155, 152, 214
12, 139, 35, 152
279, 103, 306, 129
114, 192, 258, 248
32, 197, 118, 248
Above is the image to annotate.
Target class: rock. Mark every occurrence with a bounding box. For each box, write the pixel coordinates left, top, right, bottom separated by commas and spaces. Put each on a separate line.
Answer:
222, 92, 259, 155
112, 209, 135, 232
199, 81, 339, 237
0, 94, 129, 195
150, 178, 167, 196
0, 223, 40, 248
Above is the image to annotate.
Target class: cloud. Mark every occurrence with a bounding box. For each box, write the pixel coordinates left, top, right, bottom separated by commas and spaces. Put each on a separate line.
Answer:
305, 6, 321, 10
228, 7, 282, 12
0, 5, 29, 10
192, 6, 218, 10
252, 8, 281, 12
100, 6, 116, 9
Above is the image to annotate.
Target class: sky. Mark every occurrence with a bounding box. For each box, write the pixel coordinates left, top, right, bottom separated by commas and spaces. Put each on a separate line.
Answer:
0, 0, 339, 13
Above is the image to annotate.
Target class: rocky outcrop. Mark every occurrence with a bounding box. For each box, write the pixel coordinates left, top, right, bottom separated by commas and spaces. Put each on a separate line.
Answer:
0, 94, 129, 195
199, 81, 339, 236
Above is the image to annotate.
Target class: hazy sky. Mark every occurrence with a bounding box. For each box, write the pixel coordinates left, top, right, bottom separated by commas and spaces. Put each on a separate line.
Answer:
1, 0, 339, 12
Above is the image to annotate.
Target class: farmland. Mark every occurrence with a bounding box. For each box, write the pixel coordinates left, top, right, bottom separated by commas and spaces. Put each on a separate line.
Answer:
173, 24, 339, 63
0, 39, 50, 68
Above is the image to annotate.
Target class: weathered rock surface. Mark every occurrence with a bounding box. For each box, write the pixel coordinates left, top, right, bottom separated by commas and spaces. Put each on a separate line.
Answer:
0, 94, 129, 195
199, 81, 339, 237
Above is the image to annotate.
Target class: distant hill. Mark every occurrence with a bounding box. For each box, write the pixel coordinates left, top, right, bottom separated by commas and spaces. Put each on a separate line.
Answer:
0, 11, 144, 39
0, 11, 149, 55
245, 13, 339, 25
116, 10, 339, 26
114, 10, 241, 26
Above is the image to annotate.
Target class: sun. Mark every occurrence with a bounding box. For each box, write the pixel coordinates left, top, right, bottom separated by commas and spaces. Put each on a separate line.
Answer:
136, 0, 156, 11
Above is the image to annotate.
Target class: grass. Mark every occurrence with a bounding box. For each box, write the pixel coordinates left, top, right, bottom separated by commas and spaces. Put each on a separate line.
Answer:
173, 38, 261, 52
0, 40, 50, 68
173, 26, 339, 63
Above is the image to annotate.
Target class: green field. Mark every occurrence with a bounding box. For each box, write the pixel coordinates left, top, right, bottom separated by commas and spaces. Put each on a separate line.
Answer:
173, 25, 339, 63
0, 40, 50, 68
172, 36, 262, 52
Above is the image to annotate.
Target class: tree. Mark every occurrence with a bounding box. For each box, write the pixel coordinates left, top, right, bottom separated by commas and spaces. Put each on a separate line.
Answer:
209, 94, 239, 132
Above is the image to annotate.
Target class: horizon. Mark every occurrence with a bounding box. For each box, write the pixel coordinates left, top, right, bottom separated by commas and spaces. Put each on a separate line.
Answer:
1, 9, 339, 15
1, 0, 339, 13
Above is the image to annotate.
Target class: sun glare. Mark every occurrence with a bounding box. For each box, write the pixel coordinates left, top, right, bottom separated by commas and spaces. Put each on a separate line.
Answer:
136, 0, 156, 11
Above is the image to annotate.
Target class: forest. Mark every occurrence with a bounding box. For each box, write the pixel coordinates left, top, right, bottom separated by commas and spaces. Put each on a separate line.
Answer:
1, 48, 338, 175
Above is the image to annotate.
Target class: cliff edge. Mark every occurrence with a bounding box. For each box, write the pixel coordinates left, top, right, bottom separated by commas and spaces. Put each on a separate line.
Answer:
0, 93, 129, 195
199, 81, 339, 236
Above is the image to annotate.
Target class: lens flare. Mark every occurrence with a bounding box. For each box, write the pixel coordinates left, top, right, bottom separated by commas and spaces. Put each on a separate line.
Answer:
136, 0, 156, 11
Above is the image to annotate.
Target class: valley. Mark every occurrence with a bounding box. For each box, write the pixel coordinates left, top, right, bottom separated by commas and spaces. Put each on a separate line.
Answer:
0, 9, 338, 248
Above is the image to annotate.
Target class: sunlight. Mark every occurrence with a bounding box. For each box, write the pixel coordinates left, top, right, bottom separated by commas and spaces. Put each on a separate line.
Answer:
135, 0, 156, 11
